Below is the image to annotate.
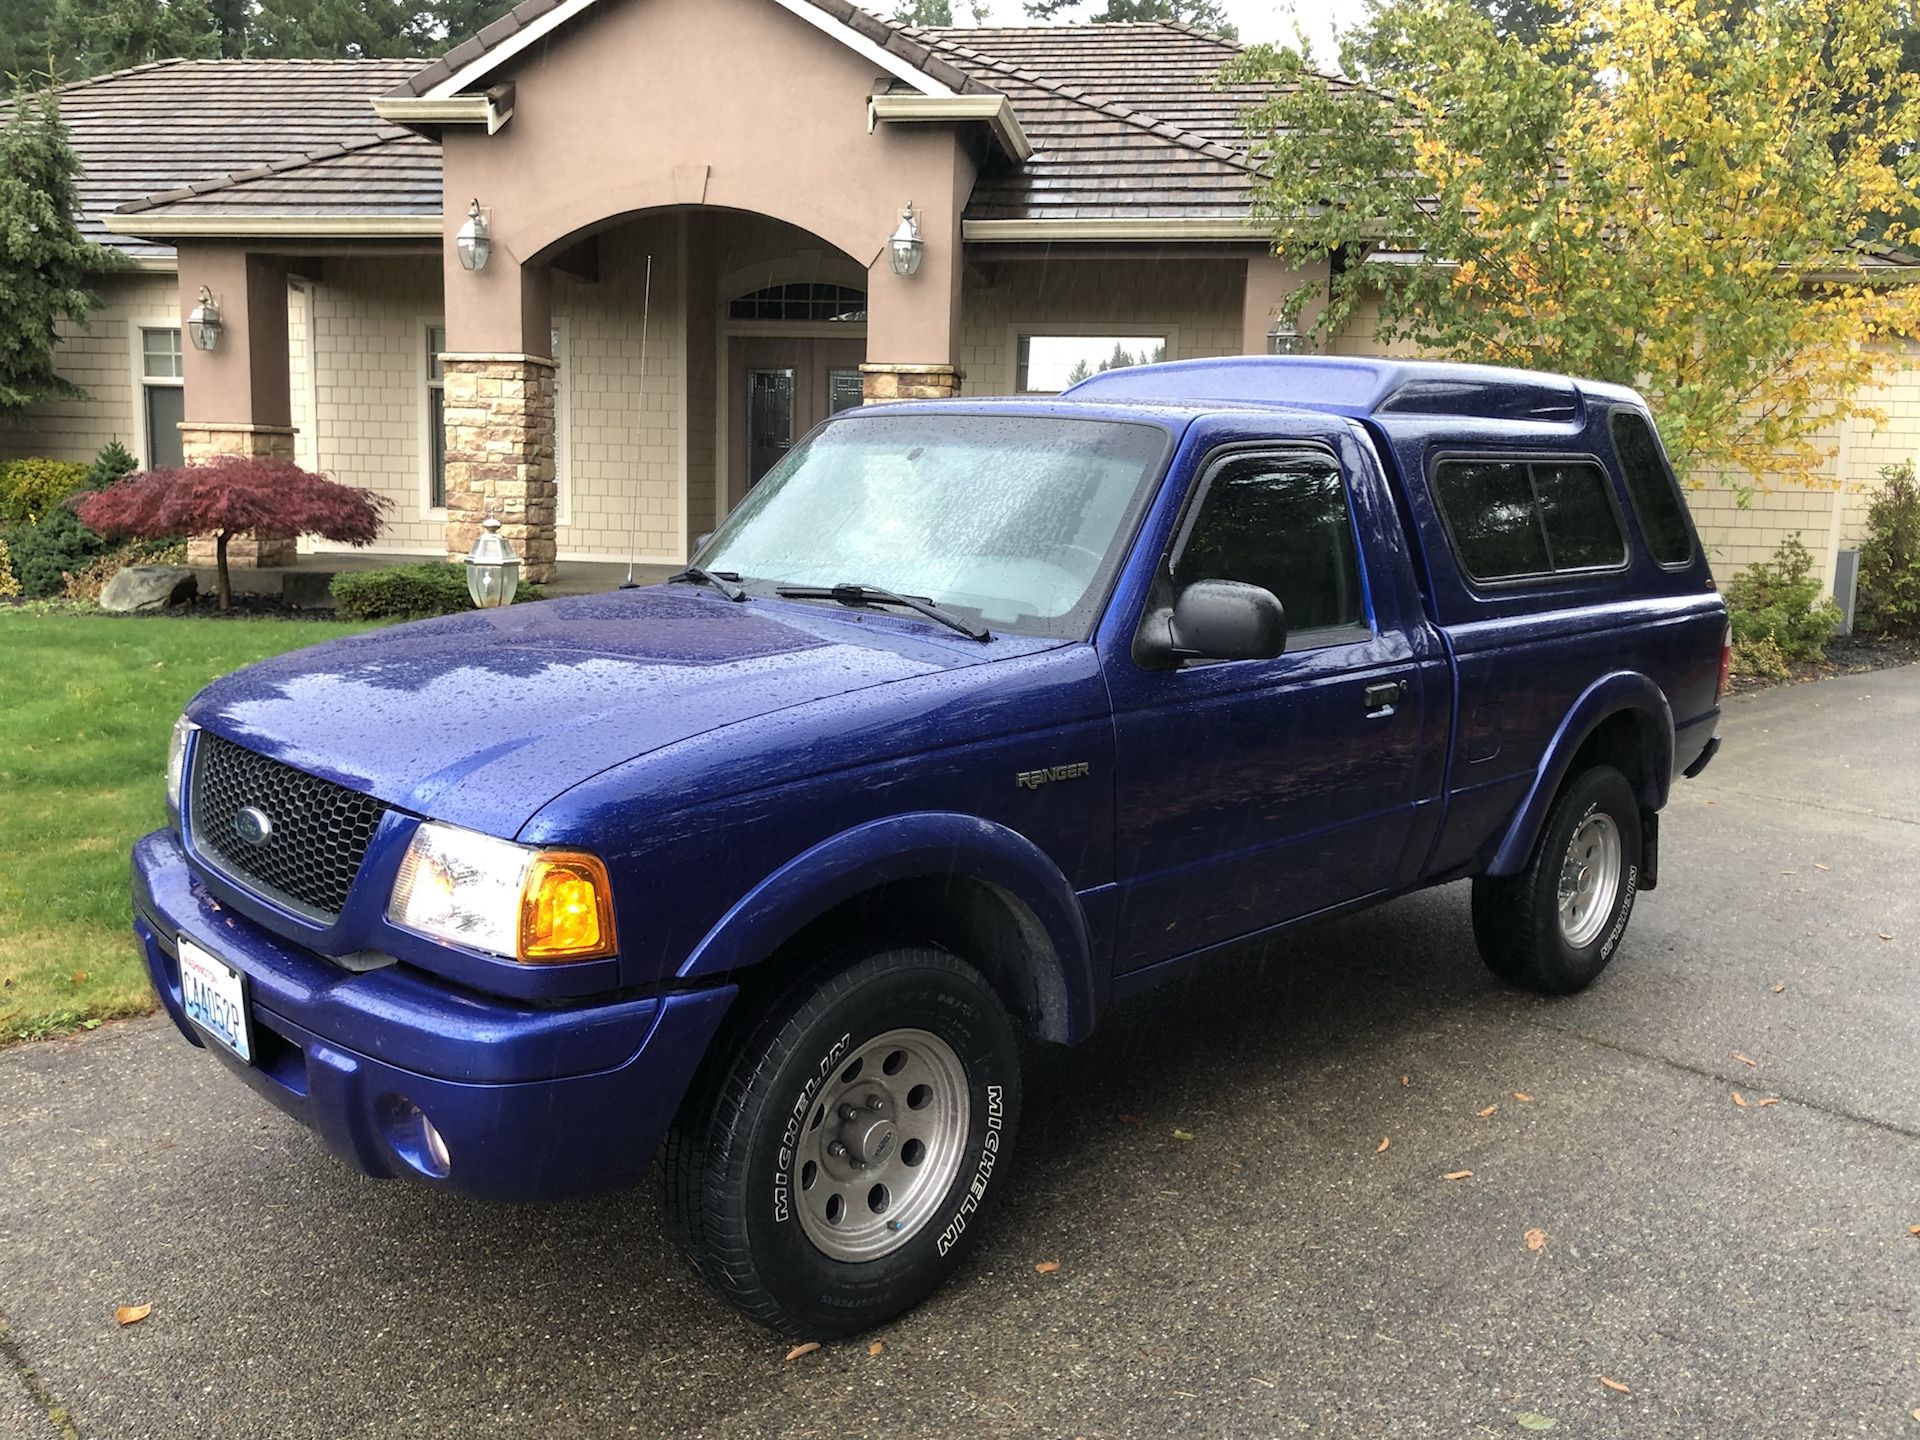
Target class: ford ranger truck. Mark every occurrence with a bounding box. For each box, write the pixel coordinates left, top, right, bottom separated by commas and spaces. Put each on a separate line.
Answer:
131, 356, 1728, 1337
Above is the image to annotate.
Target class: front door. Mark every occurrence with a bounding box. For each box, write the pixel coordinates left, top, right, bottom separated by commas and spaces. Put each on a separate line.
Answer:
728, 336, 865, 510
1106, 445, 1428, 974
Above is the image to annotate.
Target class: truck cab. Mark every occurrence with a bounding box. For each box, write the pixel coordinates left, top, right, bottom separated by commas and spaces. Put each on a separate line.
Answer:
131, 356, 1727, 1338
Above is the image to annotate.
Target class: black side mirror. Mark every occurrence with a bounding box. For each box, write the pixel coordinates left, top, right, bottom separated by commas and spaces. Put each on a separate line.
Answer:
1167, 580, 1288, 663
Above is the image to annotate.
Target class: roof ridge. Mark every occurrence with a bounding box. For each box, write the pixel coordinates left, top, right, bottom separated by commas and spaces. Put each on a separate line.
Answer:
115, 130, 407, 216
1151, 18, 1245, 48
913, 32, 1261, 175
50, 57, 192, 96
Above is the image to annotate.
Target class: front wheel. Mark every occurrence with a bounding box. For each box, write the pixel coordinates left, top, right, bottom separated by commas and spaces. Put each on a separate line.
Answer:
661, 948, 1021, 1338
1472, 765, 1643, 994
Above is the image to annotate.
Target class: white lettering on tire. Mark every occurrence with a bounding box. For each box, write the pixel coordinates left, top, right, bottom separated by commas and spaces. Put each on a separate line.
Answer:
935, 1084, 1003, 1257
773, 1031, 851, 1223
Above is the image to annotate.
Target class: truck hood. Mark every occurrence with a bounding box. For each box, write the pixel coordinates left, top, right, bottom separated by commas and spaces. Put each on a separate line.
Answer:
188, 586, 1058, 838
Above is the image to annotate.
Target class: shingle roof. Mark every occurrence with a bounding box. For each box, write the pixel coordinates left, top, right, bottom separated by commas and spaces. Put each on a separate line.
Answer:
33, 58, 418, 261
392, 0, 997, 99
113, 132, 443, 223
908, 24, 1262, 224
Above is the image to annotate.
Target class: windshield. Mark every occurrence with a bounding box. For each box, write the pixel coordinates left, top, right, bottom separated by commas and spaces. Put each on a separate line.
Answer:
699, 412, 1172, 639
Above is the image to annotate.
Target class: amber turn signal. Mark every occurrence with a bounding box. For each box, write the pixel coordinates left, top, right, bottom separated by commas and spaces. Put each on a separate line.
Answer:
517, 851, 617, 962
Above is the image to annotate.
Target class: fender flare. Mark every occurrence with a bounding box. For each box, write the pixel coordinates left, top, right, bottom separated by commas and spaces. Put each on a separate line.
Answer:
1487, 672, 1675, 877
676, 812, 1098, 1043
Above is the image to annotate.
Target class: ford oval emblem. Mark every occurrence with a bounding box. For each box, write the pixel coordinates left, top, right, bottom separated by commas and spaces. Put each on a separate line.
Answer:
234, 805, 273, 848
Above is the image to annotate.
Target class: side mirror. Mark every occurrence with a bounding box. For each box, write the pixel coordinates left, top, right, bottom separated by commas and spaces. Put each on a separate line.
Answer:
1167, 580, 1287, 663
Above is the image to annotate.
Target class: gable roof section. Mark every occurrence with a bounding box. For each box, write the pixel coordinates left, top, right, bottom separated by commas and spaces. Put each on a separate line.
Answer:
393, 0, 993, 101
34, 58, 419, 263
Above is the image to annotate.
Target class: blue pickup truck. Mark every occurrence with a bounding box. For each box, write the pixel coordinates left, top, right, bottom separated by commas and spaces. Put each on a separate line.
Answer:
133, 356, 1726, 1337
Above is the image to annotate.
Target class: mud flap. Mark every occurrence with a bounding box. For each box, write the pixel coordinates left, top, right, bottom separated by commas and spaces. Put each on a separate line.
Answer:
1640, 809, 1659, 891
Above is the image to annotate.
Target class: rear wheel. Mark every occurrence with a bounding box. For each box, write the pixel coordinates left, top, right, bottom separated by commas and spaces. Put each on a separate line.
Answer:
1472, 765, 1643, 994
661, 947, 1021, 1338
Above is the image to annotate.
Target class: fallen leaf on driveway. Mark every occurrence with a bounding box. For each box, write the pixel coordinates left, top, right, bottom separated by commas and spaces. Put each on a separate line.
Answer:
1117, 1113, 1144, 1128
1732, 1091, 1749, 1108
1516, 1413, 1557, 1431
114, 1304, 151, 1327
1908, 1225, 1919, 1236
1733, 1053, 1757, 1067
784, 1342, 820, 1362
1525, 1228, 1546, 1252
1171, 1129, 1195, 1142
1513, 1092, 1534, 1103
1880, 933, 1894, 942
1478, 1104, 1499, 1118
868, 1341, 885, 1356
1781, 869, 1798, 875
1772, 983, 1787, 994
1035, 1260, 1061, 1274
1401, 1074, 1411, 1087
1599, 1376, 1631, 1394
1814, 863, 1830, 872
1444, 1169, 1474, 1181
1758, 1097, 1781, 1108
1376, 1136, 1391, 1153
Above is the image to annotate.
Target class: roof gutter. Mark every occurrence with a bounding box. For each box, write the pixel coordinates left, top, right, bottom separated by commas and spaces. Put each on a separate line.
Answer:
963, 217, 1268, 242
374, 85, 515, 135
868, 93, 1032, 163
106, 214, 444, 240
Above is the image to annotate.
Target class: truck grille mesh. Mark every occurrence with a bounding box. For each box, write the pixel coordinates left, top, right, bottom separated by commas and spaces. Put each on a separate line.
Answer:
189, 732, 385, 920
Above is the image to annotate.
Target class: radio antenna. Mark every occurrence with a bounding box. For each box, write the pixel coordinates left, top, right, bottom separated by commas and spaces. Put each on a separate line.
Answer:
620, 252, 654, 590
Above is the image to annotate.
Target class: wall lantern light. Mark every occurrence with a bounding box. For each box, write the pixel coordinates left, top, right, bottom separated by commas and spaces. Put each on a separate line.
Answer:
888, 201, 923, 277
186, 286, 223, 351
1266, 318, 1303, 356
457, 198, 492, 273
465, 516, 520, 608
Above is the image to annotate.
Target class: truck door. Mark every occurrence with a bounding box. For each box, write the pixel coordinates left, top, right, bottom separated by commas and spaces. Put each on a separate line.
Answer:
1105, 441, 1431, 975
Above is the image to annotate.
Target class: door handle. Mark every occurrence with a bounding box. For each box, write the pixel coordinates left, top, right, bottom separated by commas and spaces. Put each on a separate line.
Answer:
1363, 679, 1407, 715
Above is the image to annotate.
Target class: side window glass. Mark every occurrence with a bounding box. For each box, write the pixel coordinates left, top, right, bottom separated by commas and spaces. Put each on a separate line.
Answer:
1433, 459, 1549, 579
1174, 451, 1366, 639
1534, 461, 1626, 569
1610, 409, 1695, 565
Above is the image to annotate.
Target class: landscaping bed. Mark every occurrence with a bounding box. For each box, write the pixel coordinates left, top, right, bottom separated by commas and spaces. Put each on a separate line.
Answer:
1727, 632, 1920, 695
0, 610, 374, 1046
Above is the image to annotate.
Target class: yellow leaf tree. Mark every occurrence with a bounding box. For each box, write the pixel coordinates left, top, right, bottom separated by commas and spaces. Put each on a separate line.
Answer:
1230, 0, 1920, 492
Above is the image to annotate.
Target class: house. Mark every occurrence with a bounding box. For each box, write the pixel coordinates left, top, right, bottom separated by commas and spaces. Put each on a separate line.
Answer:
1, 0, 1912, 590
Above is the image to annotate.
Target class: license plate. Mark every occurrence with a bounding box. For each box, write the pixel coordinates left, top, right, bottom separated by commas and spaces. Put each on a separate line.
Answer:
178, 936, 252, 1064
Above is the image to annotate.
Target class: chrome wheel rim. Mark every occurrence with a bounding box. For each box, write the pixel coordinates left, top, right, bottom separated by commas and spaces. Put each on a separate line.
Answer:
793, 1028, 970, 1262
1558, 813, 1622, 948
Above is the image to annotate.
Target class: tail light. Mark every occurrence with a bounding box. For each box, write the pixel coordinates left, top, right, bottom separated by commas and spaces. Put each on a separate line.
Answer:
1715, 622, 1732, 701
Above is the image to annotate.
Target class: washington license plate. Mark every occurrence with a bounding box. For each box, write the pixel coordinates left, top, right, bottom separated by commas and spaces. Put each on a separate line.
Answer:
178, 936, 252, 1064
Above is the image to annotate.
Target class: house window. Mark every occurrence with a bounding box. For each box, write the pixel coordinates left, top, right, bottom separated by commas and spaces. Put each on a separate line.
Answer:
728, 284, 867, 322
426, 324, 446, 509
141, 327, 184, 469
1016, 334, 1167, 394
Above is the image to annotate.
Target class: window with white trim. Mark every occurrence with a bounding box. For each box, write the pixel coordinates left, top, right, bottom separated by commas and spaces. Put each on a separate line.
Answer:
141, 327, 185, 469
1016, 333, 1167, 394
426, 324, 447, 509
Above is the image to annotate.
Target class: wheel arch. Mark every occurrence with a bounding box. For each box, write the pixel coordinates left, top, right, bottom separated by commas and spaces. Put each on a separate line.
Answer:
1486, 672, 1674, 877
676, 813, 1097, 1044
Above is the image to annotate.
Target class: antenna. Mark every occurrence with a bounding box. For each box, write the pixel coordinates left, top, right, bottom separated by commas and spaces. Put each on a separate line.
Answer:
620, 252, 654, 589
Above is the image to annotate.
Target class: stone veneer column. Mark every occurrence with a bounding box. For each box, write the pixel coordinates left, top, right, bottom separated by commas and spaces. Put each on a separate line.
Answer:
182, 422, 299, 568
440, 354, 558, 584
859, 363, 964, 403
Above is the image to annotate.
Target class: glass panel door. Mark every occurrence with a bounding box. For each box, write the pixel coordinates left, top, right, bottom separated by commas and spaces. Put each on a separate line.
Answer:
747, 368, 797, 488
827, 369, 864, 416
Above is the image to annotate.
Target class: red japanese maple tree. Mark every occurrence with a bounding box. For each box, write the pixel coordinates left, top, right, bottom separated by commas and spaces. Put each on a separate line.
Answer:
74, 456, 390, 609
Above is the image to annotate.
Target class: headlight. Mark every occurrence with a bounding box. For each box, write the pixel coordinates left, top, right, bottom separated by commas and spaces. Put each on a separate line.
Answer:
166, 715, 197, 812
387, 821, 618, 964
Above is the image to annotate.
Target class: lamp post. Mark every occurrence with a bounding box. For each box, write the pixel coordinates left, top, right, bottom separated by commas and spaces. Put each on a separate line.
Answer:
457, 199, 492, 273
465, 516, 520, 608
888, 202, 923, 277
187, 286, 223, 351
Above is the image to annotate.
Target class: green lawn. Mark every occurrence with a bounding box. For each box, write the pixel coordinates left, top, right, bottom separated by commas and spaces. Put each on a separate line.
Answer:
0, 611, 377, 1045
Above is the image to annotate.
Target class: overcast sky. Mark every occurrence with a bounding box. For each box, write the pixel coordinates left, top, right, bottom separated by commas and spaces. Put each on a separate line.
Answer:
968, 1, 1374, 63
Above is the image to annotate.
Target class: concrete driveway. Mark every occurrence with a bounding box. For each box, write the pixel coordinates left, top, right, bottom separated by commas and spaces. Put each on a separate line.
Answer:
2, 667, 1916, 1439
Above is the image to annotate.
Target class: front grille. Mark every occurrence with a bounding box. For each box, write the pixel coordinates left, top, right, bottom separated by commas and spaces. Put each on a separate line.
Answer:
189, 732, 386, 920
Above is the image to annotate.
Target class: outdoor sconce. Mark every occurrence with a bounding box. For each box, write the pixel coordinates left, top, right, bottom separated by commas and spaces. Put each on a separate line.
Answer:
1266, 318, 1303, 356
457, 198, 492, 273
186, 286, 223, 351
465, 516, 520, 608
888, 201, 923, 277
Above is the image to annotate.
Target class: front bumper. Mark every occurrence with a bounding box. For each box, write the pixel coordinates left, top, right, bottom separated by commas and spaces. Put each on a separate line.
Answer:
132, 829, 735, 1203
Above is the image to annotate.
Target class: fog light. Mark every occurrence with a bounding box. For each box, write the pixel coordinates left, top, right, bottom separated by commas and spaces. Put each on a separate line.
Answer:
379, 1094, 452, 1179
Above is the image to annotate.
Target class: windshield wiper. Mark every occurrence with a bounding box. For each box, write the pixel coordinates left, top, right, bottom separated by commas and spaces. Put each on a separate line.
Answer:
662, 565, 747, 602
775, 582, 992, 642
